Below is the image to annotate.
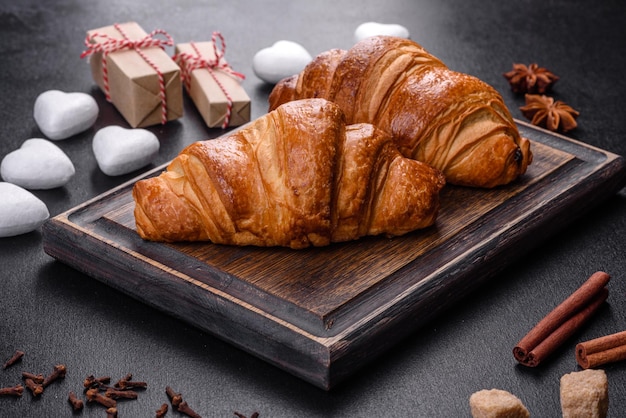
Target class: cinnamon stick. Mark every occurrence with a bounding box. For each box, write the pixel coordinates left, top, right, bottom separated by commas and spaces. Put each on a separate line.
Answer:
576, 330, 626, 369
513, 271, 610, 367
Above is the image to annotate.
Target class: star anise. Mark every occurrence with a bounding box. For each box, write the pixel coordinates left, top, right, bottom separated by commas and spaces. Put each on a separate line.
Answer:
520, 94, 579, 133
503, 63, 559, 94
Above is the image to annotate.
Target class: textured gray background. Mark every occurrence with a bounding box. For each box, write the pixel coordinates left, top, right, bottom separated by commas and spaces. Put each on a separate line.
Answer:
1, 0, 625, 416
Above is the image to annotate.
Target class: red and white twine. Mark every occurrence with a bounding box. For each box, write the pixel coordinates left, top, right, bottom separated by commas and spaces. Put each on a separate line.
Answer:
173, 31, 245, 128
81, 24, 174, 125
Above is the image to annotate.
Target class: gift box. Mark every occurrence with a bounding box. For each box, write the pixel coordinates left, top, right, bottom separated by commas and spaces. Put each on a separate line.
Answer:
82, 22, 183, 128
175, 38, 250, 128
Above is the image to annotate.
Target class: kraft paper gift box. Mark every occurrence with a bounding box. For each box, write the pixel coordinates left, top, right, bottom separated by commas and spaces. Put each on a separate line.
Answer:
83, 22, 183, 128
174, 41, 250, 128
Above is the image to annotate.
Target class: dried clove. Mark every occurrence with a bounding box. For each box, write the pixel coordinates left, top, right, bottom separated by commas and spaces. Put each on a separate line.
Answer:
165, 386, 183, 408
21, 372, 45, 385
114, 373, 133, 387
2, 350, 24, 369
156, 402, 169, 418
118, 372, 133, 381
165, 386, 201, 417
115, 373, 147, 390
117, 379, 148, 390
84, 374, 112, 389
0, 384, 24, 397
106, 407, 118, 418
86, 388, 117, 409
105, 388, 139, 400
24, 378, 44, 397
43, 364, 67, 387
177, 401, 202, 418
68, 391, 84, 411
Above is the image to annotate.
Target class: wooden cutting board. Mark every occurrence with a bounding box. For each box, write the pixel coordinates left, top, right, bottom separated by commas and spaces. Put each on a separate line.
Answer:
42, 121, 626, 390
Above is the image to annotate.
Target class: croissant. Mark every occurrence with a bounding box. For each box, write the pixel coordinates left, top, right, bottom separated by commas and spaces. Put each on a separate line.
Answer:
269, 36, 533, 188
133, 98, 445, 249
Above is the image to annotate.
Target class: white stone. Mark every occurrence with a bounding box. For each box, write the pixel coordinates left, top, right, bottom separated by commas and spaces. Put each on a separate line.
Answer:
1, 138, 75, 189
34, 90, 99, 140
0, 182, 50, 237
354, 22, 410, 43
92, 125, 160, 176
252, 40, 313, 84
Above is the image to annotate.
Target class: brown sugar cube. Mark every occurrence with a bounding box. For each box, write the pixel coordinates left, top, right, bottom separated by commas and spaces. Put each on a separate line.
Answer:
560, 369, 608, 418
469, 388, 530, 418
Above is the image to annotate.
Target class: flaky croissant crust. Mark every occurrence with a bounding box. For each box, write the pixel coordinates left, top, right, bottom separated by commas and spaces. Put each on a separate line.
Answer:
133, 98, 445, 249
269, 36, 533, 188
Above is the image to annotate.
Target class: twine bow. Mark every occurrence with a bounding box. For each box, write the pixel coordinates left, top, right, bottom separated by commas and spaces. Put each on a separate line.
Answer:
81, 24, 174, 125
174, 31, 245, 129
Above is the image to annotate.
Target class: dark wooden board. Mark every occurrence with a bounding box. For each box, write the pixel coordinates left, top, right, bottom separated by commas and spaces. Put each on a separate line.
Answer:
42, 121, 626, 390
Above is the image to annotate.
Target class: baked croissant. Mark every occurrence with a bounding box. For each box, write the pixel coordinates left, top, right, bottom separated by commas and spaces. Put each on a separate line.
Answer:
269, 36, 533, 188
133, 98, 445, 249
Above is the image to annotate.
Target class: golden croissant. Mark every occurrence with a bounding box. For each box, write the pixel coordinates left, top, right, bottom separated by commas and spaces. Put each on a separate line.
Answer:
133, 98, 445, 249
269, 36, 533, 188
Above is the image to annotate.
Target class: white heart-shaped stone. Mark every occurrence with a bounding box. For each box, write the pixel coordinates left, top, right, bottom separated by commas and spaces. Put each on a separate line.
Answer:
93, 126, 160, 176
252, 40, 313, 84
34, 90, 99, 140
1, 138, 75, 190
0, 182, 50, 237
354, 22, 410, 43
